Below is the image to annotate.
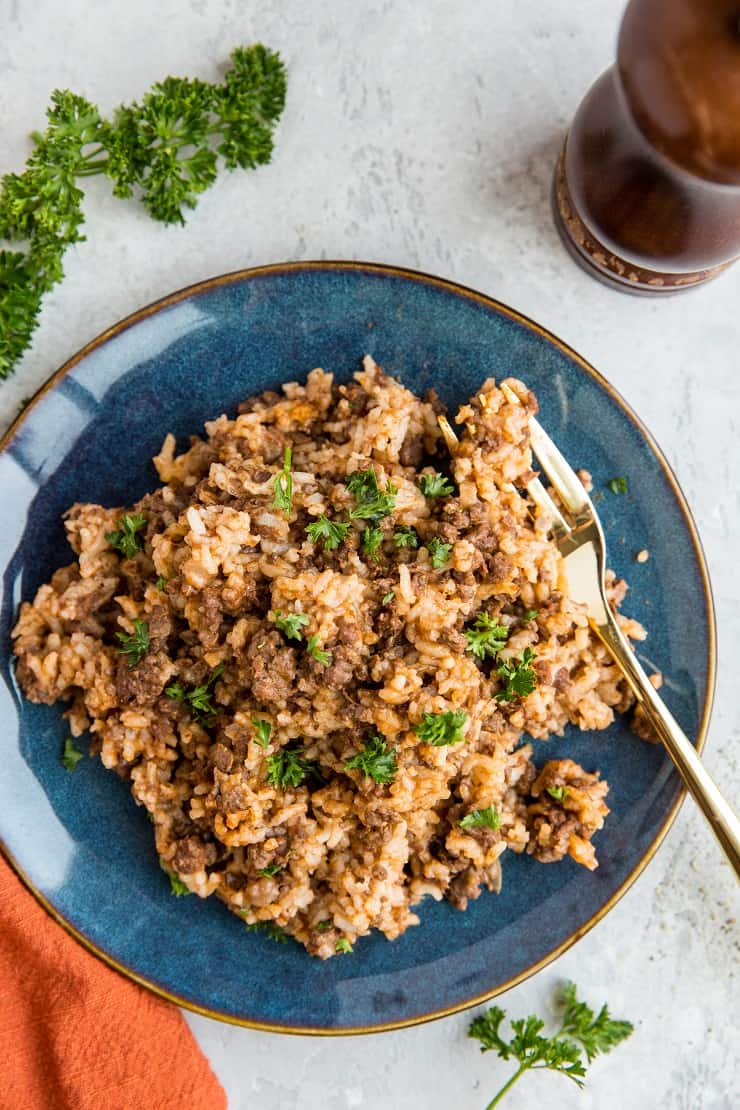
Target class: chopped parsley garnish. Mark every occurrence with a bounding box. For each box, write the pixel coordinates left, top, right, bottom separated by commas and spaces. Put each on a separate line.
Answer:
306, 635, 332, 666
106, 513, 146, 558
459, 806, 500, 831
160, 859, 190, 896
381, 591, 395, 606
361, 525, 383, 560
427, 537, 451, 569
546, 786, 567, 803
415, 709, 468, 746
315, 920, 332, 932
393, 526, 419, 549
273, 609, 310, 641
115, 618, 149, 666
523, 608, 539, 622
155, 575, 167, 592
607, 476, 628, 495
246, 921, 288, 943
346, 467, 397, 521
469, 981, 633, 1105
266, 747, 321, 790
252, 716, 272, 748
495, 647, 537, 702
305, 515, 350, 551
465, 613, 509, 660
165, 662, 224, 723
345, 733, 398, 784
61, 737, 83, 772
335, 938, 353, 954
272, 445, 293, 515
418, 472, 455, 498
258, 863, 283, 877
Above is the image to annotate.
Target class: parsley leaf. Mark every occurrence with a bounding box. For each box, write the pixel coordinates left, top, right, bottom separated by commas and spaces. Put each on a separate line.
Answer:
415, 709, 467, 746
607, 476, 628, 495
381, 591, 395, 606
418, 472, 455, 498
160, 858, 190, 896
469, 982, 633, 1105
465, 613, 509, 660
106, 513, 146, 557
0, 46, 287, 381
252, 716, 272, 748
346, 468, 397, 521
258, 863, 283, 877
315, 920, 332, 932
361, 525, 383, 560
459, 806, 500, 831
273, 609, 309, 641
335, 938, 353, 954
306, 635, 332, 666
345, 732, 398, 784
427, 537, 451, 569
305, 515, 350, 551
155, 574, 167, 592
61, 737, 84, 772
393, 526, 419, 549
165, 662, 224, 723
266, 747, 321, 790
546, 786, 567, 803
495, 647, 537, 702
115, 618, 149, 666
523, 608, 539, 622
272, 445, 293, 515
245, 921, 288, 943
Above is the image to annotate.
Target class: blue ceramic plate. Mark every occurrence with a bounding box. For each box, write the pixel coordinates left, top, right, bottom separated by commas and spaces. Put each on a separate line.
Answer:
0, 262, 714, 1034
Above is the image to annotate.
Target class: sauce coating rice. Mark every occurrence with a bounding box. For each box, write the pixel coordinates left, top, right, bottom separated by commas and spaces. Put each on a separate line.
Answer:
12, 357, 647, 957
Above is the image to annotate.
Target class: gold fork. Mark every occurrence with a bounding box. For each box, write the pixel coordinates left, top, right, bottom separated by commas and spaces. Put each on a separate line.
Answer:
438, 396, 740, 877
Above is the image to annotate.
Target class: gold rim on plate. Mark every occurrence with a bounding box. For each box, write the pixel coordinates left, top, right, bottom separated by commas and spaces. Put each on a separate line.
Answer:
0, 260, 716, 1035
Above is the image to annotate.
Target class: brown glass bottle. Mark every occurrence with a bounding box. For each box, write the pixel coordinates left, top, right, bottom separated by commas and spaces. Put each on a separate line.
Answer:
554, 0, 740, 293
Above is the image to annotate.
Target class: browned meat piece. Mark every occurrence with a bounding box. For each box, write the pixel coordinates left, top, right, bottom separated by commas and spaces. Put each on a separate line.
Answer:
526, 758, 609, 871
553, 667, 571, 692
196, 585, 224, 649
245, 629, 297, 705
115, 652, 172, 707
211, 743, 234, 772
173, 835, 211, 873
447, 865, 484, 911
147, 604, 172, 650
423, 388, 446, 416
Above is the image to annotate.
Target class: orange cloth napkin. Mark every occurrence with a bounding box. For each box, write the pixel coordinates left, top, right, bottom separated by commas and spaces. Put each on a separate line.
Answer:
0, 855, 227, 1110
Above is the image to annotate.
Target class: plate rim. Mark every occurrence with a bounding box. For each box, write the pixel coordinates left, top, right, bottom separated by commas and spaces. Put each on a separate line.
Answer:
0, 259, 717, 1035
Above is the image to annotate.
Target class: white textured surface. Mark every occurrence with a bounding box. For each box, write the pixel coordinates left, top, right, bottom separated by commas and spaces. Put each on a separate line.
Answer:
2, 2, 738, 1107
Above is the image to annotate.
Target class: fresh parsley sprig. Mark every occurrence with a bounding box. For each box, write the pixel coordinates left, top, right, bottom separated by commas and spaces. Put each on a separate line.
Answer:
160, 858, 190, 896
273, 609, 310, 641
361, 525, 383, 561
106, 513, 146, 557
306, 635, 332, 666
469, 981, 633, 1107
165, 662, 224, 723
346, 468, 397, 522
393, 526, 419, 549
418, 471, 455, 498
252, 716, 272, 748
495, 647, 537, 702
427, 537, 451, 569
0, 46, 287, 380
415, 709, 467, 746
345, 732, 398, 784
62, 736, 84, 772
245, 921, 288, 943
305, 515, 350, 551
459, 806, 500, 831
465, 613, 509, 660
266, 746, 322, 790
272, 446, 293, 515
115, 618, 150, 666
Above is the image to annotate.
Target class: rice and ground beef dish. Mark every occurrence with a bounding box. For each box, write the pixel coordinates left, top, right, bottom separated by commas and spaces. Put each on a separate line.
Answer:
11, 356, 650, 958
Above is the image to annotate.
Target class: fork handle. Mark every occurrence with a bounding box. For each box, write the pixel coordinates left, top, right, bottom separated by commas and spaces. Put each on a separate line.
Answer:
593, 616, 740, 879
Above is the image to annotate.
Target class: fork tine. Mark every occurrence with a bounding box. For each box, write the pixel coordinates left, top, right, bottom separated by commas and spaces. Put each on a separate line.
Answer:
526, 475, 572, 541
529, 416, 592, 518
